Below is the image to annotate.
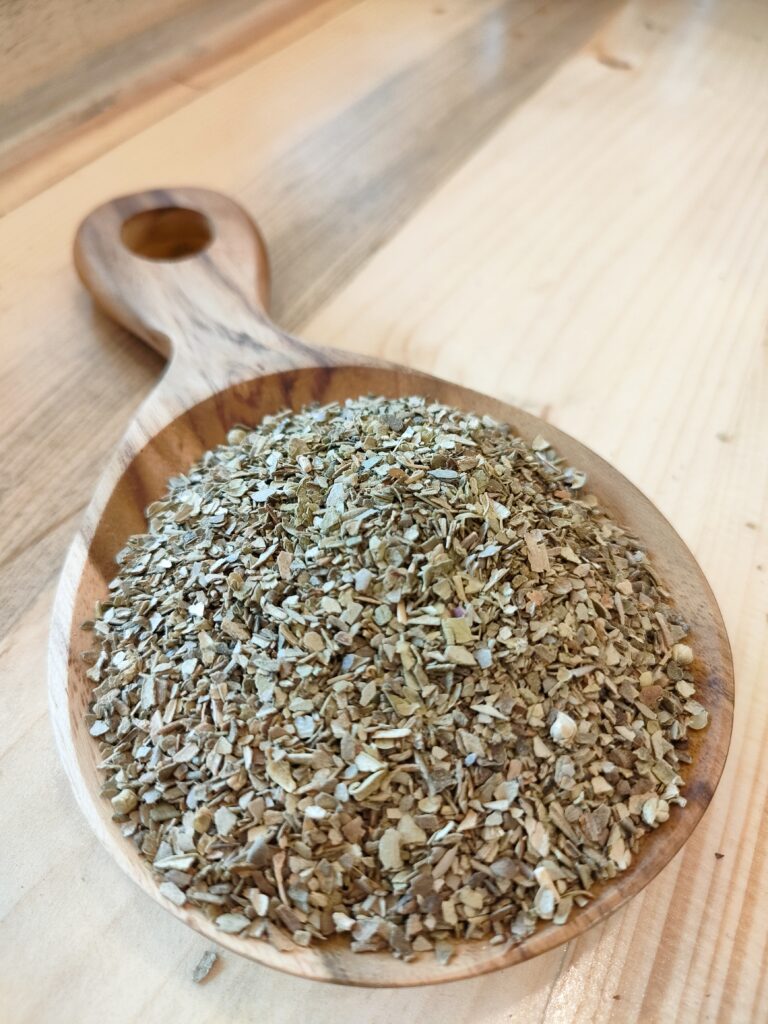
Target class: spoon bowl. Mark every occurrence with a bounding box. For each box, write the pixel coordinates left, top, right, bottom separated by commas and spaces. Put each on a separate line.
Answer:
49, 188, 734, 986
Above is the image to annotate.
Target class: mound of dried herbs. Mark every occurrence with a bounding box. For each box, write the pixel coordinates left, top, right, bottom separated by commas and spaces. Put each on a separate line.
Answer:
84, 396, 707, 962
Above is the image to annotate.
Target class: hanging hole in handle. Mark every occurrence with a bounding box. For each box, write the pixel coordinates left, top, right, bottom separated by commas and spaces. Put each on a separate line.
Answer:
120, 207, 213, 261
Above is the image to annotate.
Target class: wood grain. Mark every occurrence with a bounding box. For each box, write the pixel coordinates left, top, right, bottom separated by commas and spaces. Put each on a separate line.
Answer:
0, 0, 358, 215
1, 0, 767, 1019
0, 0, 338, 183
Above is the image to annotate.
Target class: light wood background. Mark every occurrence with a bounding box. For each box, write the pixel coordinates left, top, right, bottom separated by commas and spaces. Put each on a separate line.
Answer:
1, 1, 767, 1021
0, 0, 327, 180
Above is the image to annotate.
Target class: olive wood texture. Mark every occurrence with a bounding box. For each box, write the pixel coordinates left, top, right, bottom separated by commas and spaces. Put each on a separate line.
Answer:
49, 186, 734, 987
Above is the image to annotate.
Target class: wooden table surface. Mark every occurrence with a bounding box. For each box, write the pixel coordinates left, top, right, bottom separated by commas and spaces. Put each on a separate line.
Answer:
1, 1, 767, 1021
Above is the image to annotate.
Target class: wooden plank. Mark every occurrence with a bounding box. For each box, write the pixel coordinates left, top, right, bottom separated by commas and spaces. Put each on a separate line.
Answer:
1, 0, 203, 102
0, 0, 341, 182
0, 0, 361, 215
0, 0, 766, 1020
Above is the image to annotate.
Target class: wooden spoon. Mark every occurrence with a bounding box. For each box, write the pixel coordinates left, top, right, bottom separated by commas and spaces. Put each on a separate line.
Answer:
49, 187, 734, 987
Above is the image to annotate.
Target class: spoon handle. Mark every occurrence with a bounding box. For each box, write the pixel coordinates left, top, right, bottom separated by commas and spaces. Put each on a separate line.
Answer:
75, 187, 270, 352
74, 188, 322, 408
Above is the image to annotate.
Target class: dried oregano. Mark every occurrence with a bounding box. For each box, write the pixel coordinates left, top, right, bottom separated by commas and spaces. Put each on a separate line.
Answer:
83, 396, 706, 962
